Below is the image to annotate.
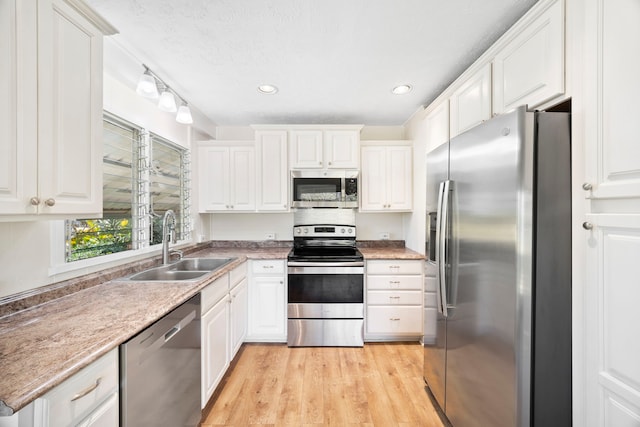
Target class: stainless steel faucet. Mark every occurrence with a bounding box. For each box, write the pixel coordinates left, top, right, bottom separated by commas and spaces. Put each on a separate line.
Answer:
162, 210, 177, 264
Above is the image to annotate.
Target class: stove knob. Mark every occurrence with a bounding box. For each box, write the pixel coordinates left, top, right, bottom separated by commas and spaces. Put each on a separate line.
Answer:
341, 228, 346, 234
296, 228, 301, 234
348, 228, 353, 234
303, 228, 309, 234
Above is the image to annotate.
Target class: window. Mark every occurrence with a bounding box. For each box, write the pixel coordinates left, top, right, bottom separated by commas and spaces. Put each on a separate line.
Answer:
66, 114, 190, 262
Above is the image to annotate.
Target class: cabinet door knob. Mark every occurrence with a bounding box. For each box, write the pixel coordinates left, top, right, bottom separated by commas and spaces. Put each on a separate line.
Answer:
582, 222, 594, 230
582, 183, 593, 191
44, 198, 56, 207
30, 197, 40, 206
328, 161, 332, 166
319, 161, 322, 166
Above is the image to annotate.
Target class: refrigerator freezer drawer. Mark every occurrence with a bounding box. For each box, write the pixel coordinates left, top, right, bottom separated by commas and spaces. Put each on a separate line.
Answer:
367, 275, 423, 290
366, 306, 423, 334
366, 260, 424, 275
367, 290, 422, 305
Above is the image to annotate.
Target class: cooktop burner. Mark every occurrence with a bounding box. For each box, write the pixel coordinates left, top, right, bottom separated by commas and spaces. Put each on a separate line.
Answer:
287, 248, 364, 263
288, 224, 363, 263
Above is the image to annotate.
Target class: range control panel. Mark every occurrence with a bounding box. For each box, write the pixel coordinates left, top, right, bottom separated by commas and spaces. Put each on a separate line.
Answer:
293, 225, 356, 237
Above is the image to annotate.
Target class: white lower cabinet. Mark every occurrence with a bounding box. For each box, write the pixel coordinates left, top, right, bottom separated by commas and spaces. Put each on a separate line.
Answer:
201, 294, 229, 409
247, 260, 286, 342
229, 277, 248, 359
21, 349, 119, 427
365, 260, 424, 341
200, 262, 248, 409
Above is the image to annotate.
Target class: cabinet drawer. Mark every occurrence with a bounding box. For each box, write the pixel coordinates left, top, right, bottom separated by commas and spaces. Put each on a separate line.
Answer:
366, 260, 423, 275
38, 348, 118, 427
230, 261, 248, 286
367, 290, 422, 305
202, 274, 230, 312
366, 306, 423, 335
367, 275, 422, 290
251, 259, 285, 275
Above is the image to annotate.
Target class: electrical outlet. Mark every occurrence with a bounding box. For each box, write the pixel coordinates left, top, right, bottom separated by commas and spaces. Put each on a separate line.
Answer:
265, 232, 276, 240
379, 232, 390, 240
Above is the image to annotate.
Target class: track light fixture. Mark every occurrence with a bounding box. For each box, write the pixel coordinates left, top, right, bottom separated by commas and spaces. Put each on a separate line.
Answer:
176, 102, 193, 124
135, 64, 193, 124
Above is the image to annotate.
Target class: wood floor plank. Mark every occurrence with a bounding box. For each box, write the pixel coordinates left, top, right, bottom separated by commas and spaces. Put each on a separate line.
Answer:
201, 342, 445, 427
275, 348, 306, 425
248, 345, 290, 424
300, 347, 325, 424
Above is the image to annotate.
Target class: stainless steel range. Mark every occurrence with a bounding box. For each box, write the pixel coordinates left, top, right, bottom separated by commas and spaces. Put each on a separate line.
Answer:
287, 224, 364, 347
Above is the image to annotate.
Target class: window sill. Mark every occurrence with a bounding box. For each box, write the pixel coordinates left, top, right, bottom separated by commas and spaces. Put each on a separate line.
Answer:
48, 240, 192, 278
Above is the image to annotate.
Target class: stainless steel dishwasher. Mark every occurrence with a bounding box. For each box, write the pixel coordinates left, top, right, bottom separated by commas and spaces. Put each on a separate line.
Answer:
120, 294, 201, 427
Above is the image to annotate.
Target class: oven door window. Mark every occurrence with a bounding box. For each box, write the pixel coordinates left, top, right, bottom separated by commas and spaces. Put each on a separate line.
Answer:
288, 274, 363, 303
293, 178, 342, 202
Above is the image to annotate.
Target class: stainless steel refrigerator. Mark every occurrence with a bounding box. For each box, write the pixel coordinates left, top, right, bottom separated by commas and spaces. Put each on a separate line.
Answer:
424, 106, 572, 427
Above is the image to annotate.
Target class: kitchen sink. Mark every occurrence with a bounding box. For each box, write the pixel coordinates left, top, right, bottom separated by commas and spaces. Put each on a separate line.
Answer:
169, 258, 233, 271
119, 257, 235, 282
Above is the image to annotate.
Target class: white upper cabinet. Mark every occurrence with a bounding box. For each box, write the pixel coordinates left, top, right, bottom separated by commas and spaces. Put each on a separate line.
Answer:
289, 130, 323, 169
0, 0, 113, 219
578, 0, 640, 425
255, 130, 289, 211
289, 127, 361, 169
198, 144, 255, 212
492, 0, 564, 113
584, 0, 640, 200
425, 100, 450, 152
360, 144, 412, 212
323, 130, 360, 169
450, 63, 492, 138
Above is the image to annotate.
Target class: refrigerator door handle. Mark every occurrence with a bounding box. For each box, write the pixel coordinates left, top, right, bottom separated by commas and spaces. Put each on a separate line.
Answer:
436, 180, 450, 318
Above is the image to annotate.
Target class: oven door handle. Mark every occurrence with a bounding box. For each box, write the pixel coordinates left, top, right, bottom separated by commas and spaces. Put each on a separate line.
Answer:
287, 261, 364, 267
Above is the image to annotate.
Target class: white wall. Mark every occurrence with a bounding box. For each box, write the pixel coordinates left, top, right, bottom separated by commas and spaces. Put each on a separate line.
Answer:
0, 221, 53, 298
402, 107, 429, 254
206, 211, 405, 241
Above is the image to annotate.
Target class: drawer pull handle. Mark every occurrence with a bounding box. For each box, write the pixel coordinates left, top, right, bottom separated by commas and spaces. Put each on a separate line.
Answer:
263, 265, 274, 269
390, 317, 400, 321
389, 296, 400, 299
389, 281, 400, 284
71, 378, 101, 402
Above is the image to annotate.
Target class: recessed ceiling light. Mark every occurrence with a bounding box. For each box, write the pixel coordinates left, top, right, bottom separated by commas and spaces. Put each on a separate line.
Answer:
258, 84, 278, 94
392, 84, 412, 95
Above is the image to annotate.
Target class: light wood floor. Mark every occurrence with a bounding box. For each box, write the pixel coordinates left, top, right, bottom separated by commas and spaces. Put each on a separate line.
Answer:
201, 342, 445, 426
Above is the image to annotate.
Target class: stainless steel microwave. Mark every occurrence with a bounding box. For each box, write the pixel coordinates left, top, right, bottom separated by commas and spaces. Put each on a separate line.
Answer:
291, 170, 358, 208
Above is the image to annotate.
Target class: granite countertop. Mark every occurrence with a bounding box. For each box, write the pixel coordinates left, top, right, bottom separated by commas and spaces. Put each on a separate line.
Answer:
359, 247, 425, 260
0, 246, 289, 416
0, 242, 421, 415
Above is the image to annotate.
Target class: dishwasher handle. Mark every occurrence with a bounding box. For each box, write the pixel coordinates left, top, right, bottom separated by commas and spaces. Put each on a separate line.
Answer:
164, 325, 180, 342
139, 309, 197, 363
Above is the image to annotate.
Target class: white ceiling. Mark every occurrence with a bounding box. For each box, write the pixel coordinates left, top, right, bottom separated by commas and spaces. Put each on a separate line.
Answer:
87, 0, 538, 127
